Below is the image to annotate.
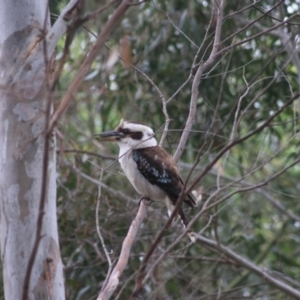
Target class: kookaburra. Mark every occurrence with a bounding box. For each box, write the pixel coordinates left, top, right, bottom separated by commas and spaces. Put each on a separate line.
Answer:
95, 119, 195, 241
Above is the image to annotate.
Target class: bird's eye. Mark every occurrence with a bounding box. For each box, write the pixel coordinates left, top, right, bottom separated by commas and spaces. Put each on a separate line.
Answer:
122, 129, 130, 135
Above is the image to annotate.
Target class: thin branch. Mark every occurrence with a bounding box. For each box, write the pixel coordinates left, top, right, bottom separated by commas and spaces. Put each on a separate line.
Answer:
253, 3, 300, 25
143, 215, 214, 285
195, 234, 300, 299
50, 1, 118, 92
236, 14, 300, 120
49, 0, 135, 132
70, 164, 135, 203
230, 67, 249, 140
96, 169, 112, 271
47, 0, 81, 56
101, 43, 169, 146
80, 0, 118, 23
227, 220, 288, 290
218, 13, 300, 56
259, 190, 300, 222
97, 199, 150, 300
173, 0, 226, 162
58, 148, 116, 160
194, 155, 300, 230
185, 93, 300, 197
153, 3, 198, 48
185, 164, 300, 223
221, 1, 284, 46
83, 26, 170, 147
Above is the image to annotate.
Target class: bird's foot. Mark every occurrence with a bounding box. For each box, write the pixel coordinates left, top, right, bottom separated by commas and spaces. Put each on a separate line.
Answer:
188, 231, 196, 243
138, 197, 154, 206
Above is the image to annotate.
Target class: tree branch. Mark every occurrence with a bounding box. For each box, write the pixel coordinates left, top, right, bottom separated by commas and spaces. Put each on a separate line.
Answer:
195, 234, 300, 299
173, 0, 226, 162
47, 0, 81, 56
97, 198, 150, 300
132, 186, 193, 296
96, 169, 112, 271
185, 93, 300, 196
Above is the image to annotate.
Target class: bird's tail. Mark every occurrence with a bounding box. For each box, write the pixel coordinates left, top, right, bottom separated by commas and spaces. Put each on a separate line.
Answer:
165, 197, 196, 243
178, 208, 196, 243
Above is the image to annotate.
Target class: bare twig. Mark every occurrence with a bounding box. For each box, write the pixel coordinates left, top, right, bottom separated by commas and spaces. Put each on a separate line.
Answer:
49, 0, 135, 132
202, 154, 300, 216
80, 0, 118, 23
143, 215, 214, 285
101, 43, 169, 146
96, 169, 112, 270
159, 0, 219, 148
236, 13, 300, 122
152, 3, 198, 48
159, 101, 170, 147
97, 199, 150, 300
217, 13, 300, 56
182, 161, 300, 223
221, 1, 284, 46
195, 234, 300, 299
57, 148, 116, 160
185, 93, 300, 197
173, 0, 226, 162
70, 164, 135, 203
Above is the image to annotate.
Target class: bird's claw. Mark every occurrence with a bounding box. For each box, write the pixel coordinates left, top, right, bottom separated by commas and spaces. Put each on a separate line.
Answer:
138, 197, 153, 206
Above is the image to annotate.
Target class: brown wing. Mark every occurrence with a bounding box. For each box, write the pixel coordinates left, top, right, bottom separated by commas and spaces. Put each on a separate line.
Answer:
132, 146, 195, 208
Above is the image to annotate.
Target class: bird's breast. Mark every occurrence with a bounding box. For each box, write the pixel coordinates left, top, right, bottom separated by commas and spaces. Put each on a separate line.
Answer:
119, 151, 166, 200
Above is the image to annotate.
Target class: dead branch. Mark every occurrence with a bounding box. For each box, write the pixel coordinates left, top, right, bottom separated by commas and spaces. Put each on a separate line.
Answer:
97, 198, 150, 300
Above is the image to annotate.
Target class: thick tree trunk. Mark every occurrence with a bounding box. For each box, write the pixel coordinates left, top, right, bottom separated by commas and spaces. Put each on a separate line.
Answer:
0, 1, 65, 299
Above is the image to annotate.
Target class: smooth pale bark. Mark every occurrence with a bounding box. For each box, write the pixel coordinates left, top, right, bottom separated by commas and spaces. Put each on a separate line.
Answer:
0, 1, 65, 299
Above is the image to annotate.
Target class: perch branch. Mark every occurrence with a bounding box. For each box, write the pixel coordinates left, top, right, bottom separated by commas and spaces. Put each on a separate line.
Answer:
132, 188, 190, 296
97, 198, 150, 300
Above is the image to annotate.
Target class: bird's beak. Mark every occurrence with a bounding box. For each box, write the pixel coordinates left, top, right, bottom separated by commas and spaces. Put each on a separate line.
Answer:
94, 131, 124, 142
